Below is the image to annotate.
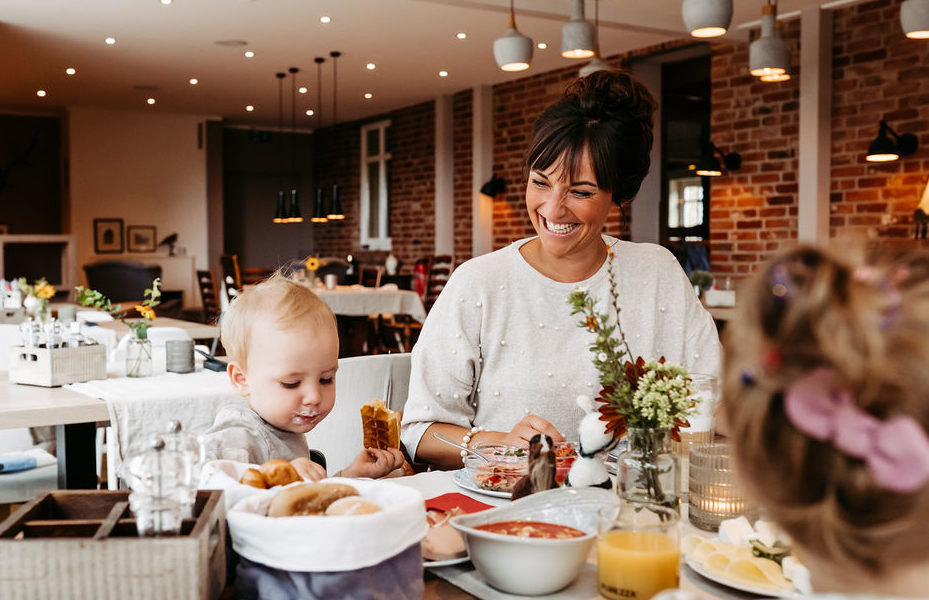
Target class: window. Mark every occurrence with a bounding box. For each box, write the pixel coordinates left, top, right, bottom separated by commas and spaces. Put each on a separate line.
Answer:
360, 120, 391, 250
668, 177, 706, 240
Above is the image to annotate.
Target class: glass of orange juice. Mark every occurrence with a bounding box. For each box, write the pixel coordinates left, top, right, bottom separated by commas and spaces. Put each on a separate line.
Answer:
597, 503, 680, 600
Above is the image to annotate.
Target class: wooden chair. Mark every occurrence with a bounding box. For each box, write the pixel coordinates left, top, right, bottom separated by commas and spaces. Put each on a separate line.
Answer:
219, 254, 242, 305
358, 266, 383, 288
377, 313, 422, 354
335, 315, 378, 358
241, 267, 274, 285
195, 269, 221, 324
424, 254, 453, 311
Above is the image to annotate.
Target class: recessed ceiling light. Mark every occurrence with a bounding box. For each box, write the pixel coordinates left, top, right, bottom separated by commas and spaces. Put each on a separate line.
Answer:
65, 68, 76, 75
36, 90, 47, 98
105, 37, 116, 45
305, 109, 315, 116
438, 70, 448, 77
189, 78, 198, 85
244, 51, 255, 58
320, 16, 331, 24
245, 105, 254, 112
537, 42, 548, 49
161, 0, 172, 4
456, 32, 467, 40
364, 92, 373, 99
146, 98, 156, 105
366, 63, 376, 70
299, 87, 308, 94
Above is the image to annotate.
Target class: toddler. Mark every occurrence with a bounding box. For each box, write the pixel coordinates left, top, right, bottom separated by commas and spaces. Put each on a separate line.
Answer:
201, 274, 404, 480
722, 245, 929, 598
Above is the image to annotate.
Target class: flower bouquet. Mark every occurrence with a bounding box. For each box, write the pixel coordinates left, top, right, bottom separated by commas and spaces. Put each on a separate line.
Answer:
18, 277, 56, 322
304, 255, 327, 287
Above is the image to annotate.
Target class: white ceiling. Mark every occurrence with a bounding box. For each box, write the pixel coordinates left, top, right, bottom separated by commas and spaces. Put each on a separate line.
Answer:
0, 0, 849, 128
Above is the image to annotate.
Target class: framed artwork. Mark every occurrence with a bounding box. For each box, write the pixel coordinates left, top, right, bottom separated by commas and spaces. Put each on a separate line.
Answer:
93, 218, 124, 254
127, 225, 157, 253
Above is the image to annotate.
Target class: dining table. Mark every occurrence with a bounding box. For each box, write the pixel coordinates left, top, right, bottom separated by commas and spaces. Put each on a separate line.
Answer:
313, 285, 427, 322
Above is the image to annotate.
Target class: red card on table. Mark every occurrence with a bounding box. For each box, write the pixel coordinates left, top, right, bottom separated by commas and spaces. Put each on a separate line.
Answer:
425, 492, 493, 514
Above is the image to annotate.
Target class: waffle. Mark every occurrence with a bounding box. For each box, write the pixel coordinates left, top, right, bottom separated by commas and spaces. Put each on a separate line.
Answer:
361, 398, 401, 449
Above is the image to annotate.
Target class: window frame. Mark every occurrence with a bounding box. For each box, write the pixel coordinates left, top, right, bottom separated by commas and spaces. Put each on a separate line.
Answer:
359, 119, 392, 250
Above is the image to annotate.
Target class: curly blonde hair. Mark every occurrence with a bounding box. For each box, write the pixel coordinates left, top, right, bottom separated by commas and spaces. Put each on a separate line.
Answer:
220, 273, 337, 369
722, 245, 929, 575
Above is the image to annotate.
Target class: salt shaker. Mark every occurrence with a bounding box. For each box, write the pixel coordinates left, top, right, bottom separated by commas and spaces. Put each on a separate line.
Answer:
67, 321, 84, 348
19, 318, 40, 348
122, 436, 188, 537
162, 420, 203, 517
44, 319, 63, 348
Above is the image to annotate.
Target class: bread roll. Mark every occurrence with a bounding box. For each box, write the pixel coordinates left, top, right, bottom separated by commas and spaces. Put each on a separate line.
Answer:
260, 459, 301, 487
324, 496, 382, 516
267, 482, 359, 517
240, 467, 268, 489
360, 398, 401, 449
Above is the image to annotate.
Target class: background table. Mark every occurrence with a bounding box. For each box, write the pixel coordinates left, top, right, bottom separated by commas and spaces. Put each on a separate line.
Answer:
315, 286, 427, 322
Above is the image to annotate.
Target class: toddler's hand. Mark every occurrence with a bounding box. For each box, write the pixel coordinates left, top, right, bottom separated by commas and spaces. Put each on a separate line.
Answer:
342, 447, 406, 479
290, 457, 326, 482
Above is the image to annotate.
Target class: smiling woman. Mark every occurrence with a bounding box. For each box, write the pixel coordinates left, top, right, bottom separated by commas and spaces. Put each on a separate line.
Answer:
401, 71, 722, 470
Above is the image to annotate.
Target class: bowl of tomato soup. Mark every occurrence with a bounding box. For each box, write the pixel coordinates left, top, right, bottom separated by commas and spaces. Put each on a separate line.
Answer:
450, 487, 618, 595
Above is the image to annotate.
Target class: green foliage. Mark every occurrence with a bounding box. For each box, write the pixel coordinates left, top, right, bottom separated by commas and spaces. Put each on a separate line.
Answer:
74, 278, 161, 340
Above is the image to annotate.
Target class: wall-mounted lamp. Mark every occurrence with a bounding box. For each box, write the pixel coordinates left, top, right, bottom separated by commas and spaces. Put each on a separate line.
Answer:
866, 119, 919, 162
749, 1, 790, 82
682, 0, 733, 39
901, 0, 929, 39
562, 0, 595, 59
494, 0, 533, 72
327, 183, 345, 220
480, 174, 506, 198
695, 142, 741, 177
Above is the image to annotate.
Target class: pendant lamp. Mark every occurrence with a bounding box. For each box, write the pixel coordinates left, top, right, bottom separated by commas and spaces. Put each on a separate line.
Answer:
901, 0, 929, 39
682, 0, 732, 39
562, 0, 595, 59
579, 0, 612, 77
287, 67, 304, 222
311, 57, 328, 223
272, 72, 288, 223
494, 0, 533, 72
327, 51, 345, 220
750, 1, 790, 82
311, 188, 328, 222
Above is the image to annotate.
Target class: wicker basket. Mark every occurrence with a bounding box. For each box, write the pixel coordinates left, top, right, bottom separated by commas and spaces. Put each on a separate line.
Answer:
9, 343, 107, 387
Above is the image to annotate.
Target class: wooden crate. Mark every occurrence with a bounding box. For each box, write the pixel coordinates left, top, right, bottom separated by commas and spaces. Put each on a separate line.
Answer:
0, 308, 25, 324
0, 489, 226, 600
9, 343, 107, 387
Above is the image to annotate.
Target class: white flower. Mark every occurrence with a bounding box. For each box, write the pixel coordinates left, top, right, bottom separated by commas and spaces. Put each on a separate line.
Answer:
597, 352, 608, 362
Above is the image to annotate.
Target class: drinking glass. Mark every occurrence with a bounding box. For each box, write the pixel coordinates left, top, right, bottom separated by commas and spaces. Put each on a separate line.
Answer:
688, 443, 758, 531
597, 503, 681, 600
672, 373, 718, 498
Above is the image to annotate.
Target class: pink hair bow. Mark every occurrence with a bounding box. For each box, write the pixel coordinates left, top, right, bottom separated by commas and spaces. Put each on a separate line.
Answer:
784, 368, 929, 493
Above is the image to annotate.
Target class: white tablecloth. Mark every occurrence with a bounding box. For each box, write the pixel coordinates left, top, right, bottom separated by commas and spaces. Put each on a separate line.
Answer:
316, 286, 426, 322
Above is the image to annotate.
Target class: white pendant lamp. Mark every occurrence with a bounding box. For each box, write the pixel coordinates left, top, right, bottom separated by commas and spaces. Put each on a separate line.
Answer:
579, 0, 612, 77
494, 0, 533, 72
750, 1, 790, 82
682, 0, 732, 38
901, 0, 929, 39
562, 0, 595, 59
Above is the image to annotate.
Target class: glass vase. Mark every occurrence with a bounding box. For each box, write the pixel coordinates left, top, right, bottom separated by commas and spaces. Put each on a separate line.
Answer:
617, 427, 680, 512
127, 336, 153, 378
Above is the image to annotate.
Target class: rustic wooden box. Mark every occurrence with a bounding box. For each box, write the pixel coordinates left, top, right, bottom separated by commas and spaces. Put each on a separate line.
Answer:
0, 489, 226, 600
9, 343, 107, 387
0, 308, 25, 324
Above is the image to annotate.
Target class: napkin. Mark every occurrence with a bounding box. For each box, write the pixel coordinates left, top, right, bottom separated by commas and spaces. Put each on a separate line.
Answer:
0, 448, 56, 473
425, 492, 493, 514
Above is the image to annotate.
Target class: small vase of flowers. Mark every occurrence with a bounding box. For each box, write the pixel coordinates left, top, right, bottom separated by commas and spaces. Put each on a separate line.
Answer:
304, 255, 326, 288
18, 278, 56, 323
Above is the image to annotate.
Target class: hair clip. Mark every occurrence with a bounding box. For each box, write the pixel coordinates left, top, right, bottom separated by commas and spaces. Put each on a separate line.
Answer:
784, 367, 929, 493
769, 263, 792, 301
741, 370, 757, 387
853, 265, 904, 330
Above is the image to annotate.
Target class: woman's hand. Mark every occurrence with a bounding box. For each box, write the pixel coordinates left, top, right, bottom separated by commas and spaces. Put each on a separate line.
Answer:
502, 414, 565, 447
341, 447, 407, 479
290, 457, 327, 482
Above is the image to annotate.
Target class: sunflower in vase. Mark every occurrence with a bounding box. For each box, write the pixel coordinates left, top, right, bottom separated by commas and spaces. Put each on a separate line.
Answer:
304, 255, 327, 287
18, 277, 56, 321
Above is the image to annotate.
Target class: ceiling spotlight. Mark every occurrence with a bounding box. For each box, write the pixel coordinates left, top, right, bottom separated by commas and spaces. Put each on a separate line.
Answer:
682, 0, 732, 39
320, 16, 331, 24
146, 98, 156, 105
105, 37, 116, 45
695, 141, 741, 177
456, 32, 467, 40
866, 119, 919, 162
561, 0, 595, 59
36, 90, 47, 98
189, 78, 198, 85
245, 105, 254, 112
161, 0, 172, 5
901, 0, 929, 38
364, 92, 373, 99
65, 67, 76, 75
537, 42, 548, 49
494, 0, 533, 72
439, 70, 448, 77
305, 109, 314, 116
366, 63, 376, 70
244, 50, 255, 58
750, 1, 790, 82
299, 87, 308, 93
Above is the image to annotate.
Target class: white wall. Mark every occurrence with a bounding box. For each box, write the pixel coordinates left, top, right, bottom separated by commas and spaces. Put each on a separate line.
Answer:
68, 108, 209, 286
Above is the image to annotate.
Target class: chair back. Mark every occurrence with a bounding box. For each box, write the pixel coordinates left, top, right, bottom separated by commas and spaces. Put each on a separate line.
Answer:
83, 261, 162, 303
304, 353, 411, 473
424, 254, 453, 311
358, 266, 383, 288
219, 254, 242, 305
196, 270, 221, 323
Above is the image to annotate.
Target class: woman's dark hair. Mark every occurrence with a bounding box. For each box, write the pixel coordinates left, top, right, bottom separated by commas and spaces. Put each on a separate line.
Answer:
525, 70, 656, 206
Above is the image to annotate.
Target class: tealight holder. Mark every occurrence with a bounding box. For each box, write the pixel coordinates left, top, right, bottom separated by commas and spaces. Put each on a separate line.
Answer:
687, 443, 757, 532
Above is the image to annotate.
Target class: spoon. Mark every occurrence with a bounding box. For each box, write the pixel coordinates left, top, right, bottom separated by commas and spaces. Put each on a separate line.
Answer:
432, 432, 491, 463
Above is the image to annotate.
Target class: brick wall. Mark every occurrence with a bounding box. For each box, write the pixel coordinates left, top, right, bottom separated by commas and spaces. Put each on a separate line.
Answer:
453, 90, 473, 261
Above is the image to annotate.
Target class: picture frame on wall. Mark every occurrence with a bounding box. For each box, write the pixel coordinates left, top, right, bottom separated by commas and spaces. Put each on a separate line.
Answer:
93, 218, 124, 254
127, 226, 157, 253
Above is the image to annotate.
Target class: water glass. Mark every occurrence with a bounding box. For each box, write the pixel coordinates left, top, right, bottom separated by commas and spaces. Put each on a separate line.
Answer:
165, 339, 195, 373
325, 273, 338, 289
688, 443, 757, 531
598, 503, 680, 600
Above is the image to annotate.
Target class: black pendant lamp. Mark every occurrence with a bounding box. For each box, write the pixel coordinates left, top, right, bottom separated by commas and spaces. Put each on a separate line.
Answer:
311, 57, 328, 223
287, 67, 304, 223
272, 72, 288, 223
327, 51, 345, 220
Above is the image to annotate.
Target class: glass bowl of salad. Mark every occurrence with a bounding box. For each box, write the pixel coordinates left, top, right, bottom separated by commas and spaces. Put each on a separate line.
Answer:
464, 441, 579, 494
